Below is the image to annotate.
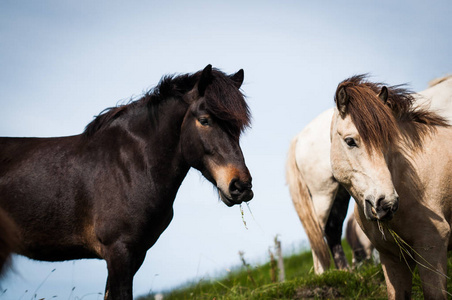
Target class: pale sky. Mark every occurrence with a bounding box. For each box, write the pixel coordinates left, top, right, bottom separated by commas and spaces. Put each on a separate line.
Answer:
1, 1, 451, 298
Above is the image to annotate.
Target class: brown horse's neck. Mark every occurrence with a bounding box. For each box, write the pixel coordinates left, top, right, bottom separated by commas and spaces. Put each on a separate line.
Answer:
132, 97, 191, 187
386, 120, 443, 210
85, 97, 192, 205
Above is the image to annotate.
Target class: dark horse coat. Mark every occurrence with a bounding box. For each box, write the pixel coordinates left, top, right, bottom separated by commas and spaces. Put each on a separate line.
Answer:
0, 65, 253, 299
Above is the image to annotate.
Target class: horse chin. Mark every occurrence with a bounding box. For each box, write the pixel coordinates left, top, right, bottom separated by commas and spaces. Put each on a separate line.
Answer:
218, 190, 238, 207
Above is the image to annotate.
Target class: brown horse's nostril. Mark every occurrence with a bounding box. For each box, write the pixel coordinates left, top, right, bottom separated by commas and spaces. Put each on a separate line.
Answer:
229, 178, 241, 192
229, 178, 250, 193
229, 178, 253, 202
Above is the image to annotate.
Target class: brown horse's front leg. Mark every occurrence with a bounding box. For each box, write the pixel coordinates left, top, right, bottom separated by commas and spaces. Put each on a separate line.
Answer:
380, 252, 415, 300
103, 242, 146, 300
415, 244, 448, 299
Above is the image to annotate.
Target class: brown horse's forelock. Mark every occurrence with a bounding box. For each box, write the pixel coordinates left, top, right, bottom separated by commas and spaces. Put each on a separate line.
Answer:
205, 70, 251, 140
84, 69, 251, 139
335, 75, 449, 153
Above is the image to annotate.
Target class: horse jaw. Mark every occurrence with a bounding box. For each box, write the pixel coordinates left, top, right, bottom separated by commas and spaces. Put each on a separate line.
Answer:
218, 189, 235, 207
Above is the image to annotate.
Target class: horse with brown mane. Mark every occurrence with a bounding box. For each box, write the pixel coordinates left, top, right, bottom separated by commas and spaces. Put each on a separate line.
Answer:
287, 75, 452, 275
330, 75, 451, 299
0, 65, 253, 299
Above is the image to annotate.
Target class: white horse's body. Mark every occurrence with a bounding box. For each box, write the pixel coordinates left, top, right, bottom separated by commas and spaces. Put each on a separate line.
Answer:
415, 76, 452, 121
293, 108, 335, 227
330, 75, 451, 299
287, 108, 350, 273
287, 75, 452, 274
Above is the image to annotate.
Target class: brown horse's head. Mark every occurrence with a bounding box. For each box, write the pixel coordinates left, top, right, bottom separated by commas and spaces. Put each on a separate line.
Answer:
180, 65, 253, 206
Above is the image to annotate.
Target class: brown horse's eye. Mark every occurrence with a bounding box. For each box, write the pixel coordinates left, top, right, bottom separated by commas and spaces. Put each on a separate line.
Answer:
345, 137, 357, 148
199, 117, 209, 126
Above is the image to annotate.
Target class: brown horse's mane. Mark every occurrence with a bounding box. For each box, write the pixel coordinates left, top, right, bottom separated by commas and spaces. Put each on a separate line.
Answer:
335, 75, 449, 152
84, 68, 251, 139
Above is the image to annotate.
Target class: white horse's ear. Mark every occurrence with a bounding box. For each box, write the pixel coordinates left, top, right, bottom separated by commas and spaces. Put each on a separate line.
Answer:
378, 86, 389, 104
336, 86, 348, 116
230, 69, 244, 89
198, 64, 213, 96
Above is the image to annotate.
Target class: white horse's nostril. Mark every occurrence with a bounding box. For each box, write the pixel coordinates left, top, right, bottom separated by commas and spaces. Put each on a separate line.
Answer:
375, 196, 386, 208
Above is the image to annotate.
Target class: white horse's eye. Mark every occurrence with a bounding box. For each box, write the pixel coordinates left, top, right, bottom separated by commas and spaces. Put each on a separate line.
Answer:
345, 137, 357, 147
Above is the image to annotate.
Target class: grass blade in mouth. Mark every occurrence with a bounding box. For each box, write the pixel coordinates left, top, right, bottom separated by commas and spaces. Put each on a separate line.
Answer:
240, 204, 248, 230
377, 220, 386, 240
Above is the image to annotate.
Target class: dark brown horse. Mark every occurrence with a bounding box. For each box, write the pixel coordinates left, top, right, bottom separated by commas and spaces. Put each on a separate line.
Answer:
0, 65, 253, 299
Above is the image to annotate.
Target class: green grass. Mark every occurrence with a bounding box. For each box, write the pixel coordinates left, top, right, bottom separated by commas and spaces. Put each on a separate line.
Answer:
138, 241, 452, 299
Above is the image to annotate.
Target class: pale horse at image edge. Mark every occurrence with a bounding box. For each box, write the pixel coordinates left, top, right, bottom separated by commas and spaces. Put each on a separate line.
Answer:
286, 74, 452, 274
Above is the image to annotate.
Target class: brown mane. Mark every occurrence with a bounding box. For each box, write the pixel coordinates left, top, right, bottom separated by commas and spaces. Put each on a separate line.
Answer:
84, 68, 251, 139
335, 75, 449, 152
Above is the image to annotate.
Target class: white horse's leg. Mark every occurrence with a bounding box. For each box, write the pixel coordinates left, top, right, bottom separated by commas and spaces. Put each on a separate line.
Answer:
293, 188, 331, 274
309, 193, 337, 273
287, 136, 331, 274
311, 194, 334, 230
312, 251, 327, 274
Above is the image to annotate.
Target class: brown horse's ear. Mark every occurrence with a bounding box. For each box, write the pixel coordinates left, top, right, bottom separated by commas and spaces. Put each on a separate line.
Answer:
378, 86, 389, 104
335, 86, 348, 117
230, 69, 244, 89
198, 64, 213, 97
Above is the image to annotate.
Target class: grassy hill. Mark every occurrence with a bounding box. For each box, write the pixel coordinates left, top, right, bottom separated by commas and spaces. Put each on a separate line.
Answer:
137, 241, 452, 299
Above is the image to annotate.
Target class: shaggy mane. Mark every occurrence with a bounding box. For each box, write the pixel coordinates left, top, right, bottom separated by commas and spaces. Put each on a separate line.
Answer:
335, 75, 449, 151
84, 68, 251, 139
428, 74, 452, 87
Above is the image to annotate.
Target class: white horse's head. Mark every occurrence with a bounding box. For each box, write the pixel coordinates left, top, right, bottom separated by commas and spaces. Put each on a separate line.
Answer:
330, 76, 400, 221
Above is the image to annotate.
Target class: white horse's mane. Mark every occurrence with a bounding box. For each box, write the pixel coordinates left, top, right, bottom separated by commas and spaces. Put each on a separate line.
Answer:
429, 74, 452, 87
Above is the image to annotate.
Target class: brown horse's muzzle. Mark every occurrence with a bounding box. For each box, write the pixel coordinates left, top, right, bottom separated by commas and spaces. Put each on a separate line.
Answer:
210, 163, 253, 207
229, 178, 253, 203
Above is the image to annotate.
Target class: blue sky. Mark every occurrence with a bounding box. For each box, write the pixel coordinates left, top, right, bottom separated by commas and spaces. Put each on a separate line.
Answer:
1, 1, 451, 298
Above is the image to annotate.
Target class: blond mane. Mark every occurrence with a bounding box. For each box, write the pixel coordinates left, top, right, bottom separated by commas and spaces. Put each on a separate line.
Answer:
428, 74, 452, 87
335, 75, 449, 152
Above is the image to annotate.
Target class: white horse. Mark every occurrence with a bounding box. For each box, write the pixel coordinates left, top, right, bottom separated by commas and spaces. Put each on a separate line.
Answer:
286, 75, 452, 274
330, 75, 451, 299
